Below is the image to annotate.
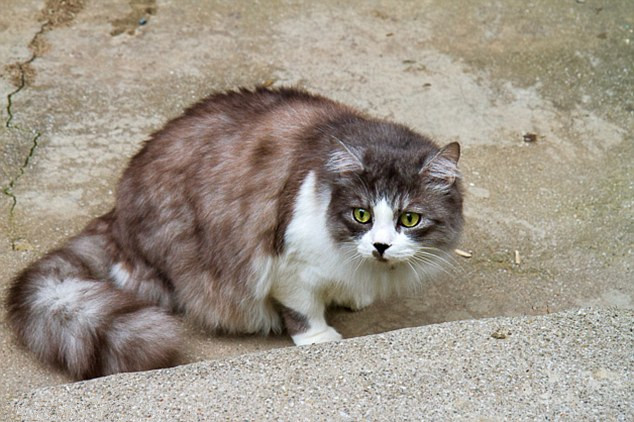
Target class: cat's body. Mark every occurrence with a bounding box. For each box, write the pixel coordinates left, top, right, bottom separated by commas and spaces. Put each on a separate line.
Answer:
6, 87, 463, 379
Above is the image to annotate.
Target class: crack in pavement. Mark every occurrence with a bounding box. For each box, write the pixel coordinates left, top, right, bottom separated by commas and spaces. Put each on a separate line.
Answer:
4, 33, 44, 213
2, 1, 86, 249
2, 27, 47, 248
5, 23, 45, 129
6, 60, 37, 129
2, 132, 41, 216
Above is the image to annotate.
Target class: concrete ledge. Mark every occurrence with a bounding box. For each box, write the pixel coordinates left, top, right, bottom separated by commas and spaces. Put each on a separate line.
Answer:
8, 307, 633, 421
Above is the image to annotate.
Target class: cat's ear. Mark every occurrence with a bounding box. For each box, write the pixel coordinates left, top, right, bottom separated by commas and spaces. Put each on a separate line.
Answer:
419, 142, 461, 190
325, 141, 364, 173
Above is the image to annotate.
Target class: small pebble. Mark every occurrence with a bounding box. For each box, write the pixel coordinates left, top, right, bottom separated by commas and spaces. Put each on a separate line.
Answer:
454, 248, 472, 258
12, 238, 34, 251
523, 133, 537, 143
491, 329, 510, 339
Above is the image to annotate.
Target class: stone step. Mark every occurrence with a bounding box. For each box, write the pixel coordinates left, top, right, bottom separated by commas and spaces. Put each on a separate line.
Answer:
7, 307, 632, 421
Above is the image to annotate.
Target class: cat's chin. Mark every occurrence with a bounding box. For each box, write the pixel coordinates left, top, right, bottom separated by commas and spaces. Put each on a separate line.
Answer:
364, 255, 409, 269
357, 246, 417, 266
372, 252, 389, 263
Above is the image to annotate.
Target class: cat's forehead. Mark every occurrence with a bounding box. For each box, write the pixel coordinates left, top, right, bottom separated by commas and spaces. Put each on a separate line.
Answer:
324, 119, 447, 204
372, 198, 398, 218
340, 174, 418, 209
360, 157, 426, 201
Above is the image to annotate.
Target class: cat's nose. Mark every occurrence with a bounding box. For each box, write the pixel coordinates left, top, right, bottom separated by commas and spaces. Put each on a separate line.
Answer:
373, 243, 391, 256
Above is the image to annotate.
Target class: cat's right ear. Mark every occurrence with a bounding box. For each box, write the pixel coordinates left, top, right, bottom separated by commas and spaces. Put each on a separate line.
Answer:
325, 141, 364, 173
419, 142, 461, 190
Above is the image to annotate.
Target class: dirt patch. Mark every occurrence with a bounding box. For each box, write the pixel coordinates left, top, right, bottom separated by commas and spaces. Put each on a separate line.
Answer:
3, 62, 36, 87
3, 0, 85, 88
110, 0, 158, 36
39, 0, 85, 28
423, 1, 634, 126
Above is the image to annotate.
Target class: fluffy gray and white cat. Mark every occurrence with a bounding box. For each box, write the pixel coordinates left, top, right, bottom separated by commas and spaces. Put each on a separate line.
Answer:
6, 87, 463, 379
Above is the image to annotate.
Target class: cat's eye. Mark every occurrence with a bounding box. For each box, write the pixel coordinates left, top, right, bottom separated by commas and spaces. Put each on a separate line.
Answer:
399, 212, 421, 228
353, 208, 371, 224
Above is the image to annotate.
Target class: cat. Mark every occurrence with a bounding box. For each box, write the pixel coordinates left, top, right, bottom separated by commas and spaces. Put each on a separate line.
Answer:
6, 87, 463, 380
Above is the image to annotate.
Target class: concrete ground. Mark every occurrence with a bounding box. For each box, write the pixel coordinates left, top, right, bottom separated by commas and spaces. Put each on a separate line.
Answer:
6, 308, 634, 421
1, 0, 632, 418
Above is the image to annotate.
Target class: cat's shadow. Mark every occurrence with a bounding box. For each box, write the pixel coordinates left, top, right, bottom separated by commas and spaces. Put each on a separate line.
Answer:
328, 299, 434, 338
328, 274, 469, 338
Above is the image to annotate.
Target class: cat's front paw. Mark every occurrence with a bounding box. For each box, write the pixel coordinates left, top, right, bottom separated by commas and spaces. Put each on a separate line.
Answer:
292, 326, 343, 346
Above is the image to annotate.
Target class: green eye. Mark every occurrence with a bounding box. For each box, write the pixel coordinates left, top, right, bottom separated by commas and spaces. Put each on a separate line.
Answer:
399, 212, 421, 228
353, 208, 371, 224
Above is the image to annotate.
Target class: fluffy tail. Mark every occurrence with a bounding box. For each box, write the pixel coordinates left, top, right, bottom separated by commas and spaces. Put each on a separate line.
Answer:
5, 215, 181, 380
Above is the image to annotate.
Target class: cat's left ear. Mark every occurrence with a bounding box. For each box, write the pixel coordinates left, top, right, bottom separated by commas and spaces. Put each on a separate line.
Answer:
419, 142, 461, 188
325, 141, 364, 173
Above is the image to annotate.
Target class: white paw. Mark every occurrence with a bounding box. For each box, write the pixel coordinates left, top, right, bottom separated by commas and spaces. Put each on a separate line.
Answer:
292, 326, 343, 346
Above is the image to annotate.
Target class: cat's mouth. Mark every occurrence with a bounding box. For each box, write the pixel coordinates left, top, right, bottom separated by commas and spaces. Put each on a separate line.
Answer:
371, 251, 389, 263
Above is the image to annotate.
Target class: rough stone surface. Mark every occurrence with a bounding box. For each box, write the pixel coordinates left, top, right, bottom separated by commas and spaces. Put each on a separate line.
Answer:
6, 308, 634, 421
1, 0, 632, 419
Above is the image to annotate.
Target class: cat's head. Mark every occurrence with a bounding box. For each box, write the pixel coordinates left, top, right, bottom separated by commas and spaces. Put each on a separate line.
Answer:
320, 119, 463, 267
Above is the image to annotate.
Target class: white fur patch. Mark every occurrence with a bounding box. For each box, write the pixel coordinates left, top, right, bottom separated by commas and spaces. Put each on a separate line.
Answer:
110, 263, 131, 289
292, 324, 342, 346
369, 198, 396, 245
27, 277, 109, 368
251, 255, 275, 300
32, 277, 106, 326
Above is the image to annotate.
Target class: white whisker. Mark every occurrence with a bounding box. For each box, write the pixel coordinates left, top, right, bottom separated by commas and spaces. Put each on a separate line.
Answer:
409, 253, 454, 278
406, 261, 421, 280
416, 247, 463, 274
420, 246, 463, 266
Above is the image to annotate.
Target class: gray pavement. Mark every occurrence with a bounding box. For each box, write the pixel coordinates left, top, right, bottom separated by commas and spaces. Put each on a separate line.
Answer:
6, 308, 634, 421
1, 0, 633, 419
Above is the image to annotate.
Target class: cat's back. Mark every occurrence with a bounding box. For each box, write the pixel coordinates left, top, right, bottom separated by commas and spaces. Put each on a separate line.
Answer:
128, 87, 351, 180
114, 88, 354, 267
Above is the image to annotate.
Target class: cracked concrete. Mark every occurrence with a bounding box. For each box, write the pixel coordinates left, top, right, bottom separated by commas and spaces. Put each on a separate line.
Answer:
1, 0, 632, 418
1, 0, 86, 247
